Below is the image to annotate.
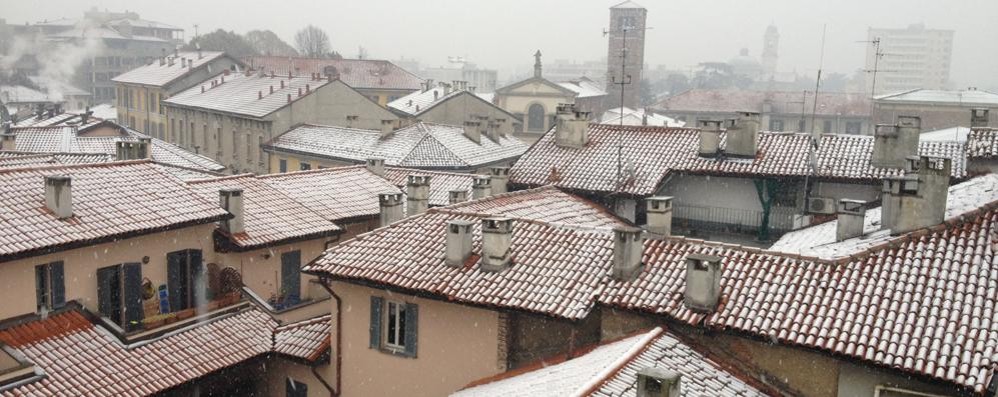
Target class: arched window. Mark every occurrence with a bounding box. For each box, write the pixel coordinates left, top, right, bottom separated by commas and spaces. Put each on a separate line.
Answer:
527, 103, 546, 132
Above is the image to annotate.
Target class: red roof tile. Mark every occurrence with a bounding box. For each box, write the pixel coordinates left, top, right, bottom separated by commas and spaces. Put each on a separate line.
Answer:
967, 127, 998, 159
244, 56, 423, 91
260, 166, 402, 222
382, 167, 477, 207
444, 186, 628, 228
273, 314, 331, 362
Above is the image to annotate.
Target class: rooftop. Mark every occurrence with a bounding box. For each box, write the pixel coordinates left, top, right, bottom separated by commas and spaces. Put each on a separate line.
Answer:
382, 167, 478, 207
875, 89, 998, 106
600, 107, 685, 127
558, 78, 608, 99
454, 327, 766, 396
244, 56, 424, 91
443, 185, 629, 228
265, 122, 528, 170
0, 152, 114, 168
655, 89, 871, 117
0, 161, 228, 262
111, 51, 230, 87
163, 71, 331, 118
260, 165, 403, 223
387, 87, 507, 117
510, 124, 966, 196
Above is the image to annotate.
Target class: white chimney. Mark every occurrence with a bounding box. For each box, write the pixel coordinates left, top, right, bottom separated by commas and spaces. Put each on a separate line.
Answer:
379, 193, 404, 226
881, 156, 951, 235
611, 227, 644, 281
138, 137, 152, 159
872, 116, 921, 168
636, 368, 681, 397
684, 253, 722, 312
836, 199, 867, 242
365, 158, 385, 177
380, 119, 395, 139
725, 112, 760, 158
44, 175, 73, 219
698, 120, 722, 157
449, 189, 468, 204
406, 175, 431, 216
489, 167, 510, 194
1, 132, 15, 151
971, 108, 990, 128
445, 220, 475, 267
480, 217, 513, 272
554, 104, 590, 148
219, 188, 244, 234
645, 196, 673, 239
472, 175, 492, 199
464, 120, 482, 144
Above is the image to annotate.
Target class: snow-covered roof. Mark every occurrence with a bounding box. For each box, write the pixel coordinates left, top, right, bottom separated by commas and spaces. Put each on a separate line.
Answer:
875, 89, 998, 106
244, 56, 423, 91
0, 85, 54, 104
163, 72, 331, 119
920, 126, 971, 143
558, 79, 608, 98
454, 327, 767, 396
600, 107, 685, 127
112, 51, 231, 87
387, 86, 463, 115
610, 0, 645, 9
769, 173, 998, 259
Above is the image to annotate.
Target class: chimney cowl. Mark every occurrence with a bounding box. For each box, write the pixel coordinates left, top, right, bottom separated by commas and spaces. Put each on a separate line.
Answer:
489, 167, 510, 194
636, 367, 681, 397
611, 226, 644, 281
554, 104, 590, 148
44, 175, 73, 219
872, 116, 921, 168
378, 193, 404, 226
365, 158, 386, 176
445, 219, 476, 267
725, 112, 761, 158
881, 156, 951, 235
645, 196, 673, 239
836, 199, 867, 242
480, 217, 513, 272
219, 188, 245, 234
380, 119, 395, 138
449, 189, 469, 204
472, 175, 492, 199
697, 120, 722, 157
464, 120, 482, 144
406, 175, 431, 216
684, 253, 722, 312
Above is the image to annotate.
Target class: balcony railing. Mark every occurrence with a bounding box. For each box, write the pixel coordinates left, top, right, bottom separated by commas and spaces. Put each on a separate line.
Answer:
672, 204, 807, 237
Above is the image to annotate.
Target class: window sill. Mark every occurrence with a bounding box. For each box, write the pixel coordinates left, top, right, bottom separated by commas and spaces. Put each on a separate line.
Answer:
377, 346, 416, 359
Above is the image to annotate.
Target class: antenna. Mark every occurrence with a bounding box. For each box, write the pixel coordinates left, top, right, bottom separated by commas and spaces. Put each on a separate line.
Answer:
858, 37, 897, 134
803, 25, 827, 208
603, 24, 653, 192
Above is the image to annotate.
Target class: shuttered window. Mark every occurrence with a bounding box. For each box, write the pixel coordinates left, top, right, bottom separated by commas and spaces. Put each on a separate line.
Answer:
167, 249, 205, 312
96, 263, 143, 330
369, 295, 418, 357
286, 378, 308, 397
280, 251, 302, 301
34, 261, 65, 311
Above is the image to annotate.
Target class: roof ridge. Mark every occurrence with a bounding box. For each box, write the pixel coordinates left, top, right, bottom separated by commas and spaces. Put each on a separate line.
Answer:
0, 158, 153, 175
258, 164, 366, 179
186, 172, 257, 184
572, 327, 663, 396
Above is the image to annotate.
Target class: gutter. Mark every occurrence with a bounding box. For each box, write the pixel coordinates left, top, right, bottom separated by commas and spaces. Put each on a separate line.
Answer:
317, 278, 342, 397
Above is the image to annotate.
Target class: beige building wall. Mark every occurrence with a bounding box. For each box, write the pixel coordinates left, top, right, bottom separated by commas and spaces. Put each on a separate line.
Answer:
221, 239, 330, 303
418, 92, 519, 135
259, 357, 333, 397
0, 223, 215, 320
332, 281, 503, 397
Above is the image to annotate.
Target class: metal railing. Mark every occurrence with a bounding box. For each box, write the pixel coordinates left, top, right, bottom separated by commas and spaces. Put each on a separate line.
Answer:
673, 204, 802, 235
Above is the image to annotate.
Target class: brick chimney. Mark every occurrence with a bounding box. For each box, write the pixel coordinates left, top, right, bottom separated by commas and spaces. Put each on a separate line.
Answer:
725, 112, 760, 158
472, 175, 492, 199
445, 220, 475, 267
365, 158, 385, 177
380, 119, 395, 139
836, 199, 866, 242
645, 196, 673, 239
636, 368, 681, 397
489, 167, 510, 194
881, 156, 951, 235
698, 120, 722, 157
872, 116, 921, 168
1, 131, 15, 151
219, 188, 244, 234
464, 120, 481, 144
379, 193, 404, 226
611, 226, 644, 281
44, 175, 73, 219
449, 189, 468, 204
555, 104, 590, 148
971, 108, 990, 128
406, 175, 431, 216
684, 253, 722, 312
480, 217, 513, 272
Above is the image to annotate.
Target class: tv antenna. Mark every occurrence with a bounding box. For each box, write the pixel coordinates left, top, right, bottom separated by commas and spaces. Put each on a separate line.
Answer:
602, 25, 652, 192
858, 37, 897, 133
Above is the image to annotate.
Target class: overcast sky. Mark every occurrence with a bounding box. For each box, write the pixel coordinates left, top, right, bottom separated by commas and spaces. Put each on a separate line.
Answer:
5, 0, 997, 88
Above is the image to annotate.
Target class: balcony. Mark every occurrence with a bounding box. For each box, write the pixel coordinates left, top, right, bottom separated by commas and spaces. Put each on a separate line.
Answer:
98, 292, 247, 344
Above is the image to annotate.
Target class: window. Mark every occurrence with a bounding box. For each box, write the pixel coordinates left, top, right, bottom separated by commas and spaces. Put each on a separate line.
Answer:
279, 159, 288, 173
769, 119, 784, 131
846, 121, 862, 135
35, 262, 65, 312
822, 120, 832, 133
97, 263, 143, 330
300, 162, 311, 171
280, 250, 301, 302
527, 103, 545, 132
286, 378, 308, 397
369, 296, 418, 357
167, 249, 205, 312
158, 123, 164, 140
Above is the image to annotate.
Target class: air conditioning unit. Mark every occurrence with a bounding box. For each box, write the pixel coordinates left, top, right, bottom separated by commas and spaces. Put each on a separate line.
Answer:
807, 197, 836, 214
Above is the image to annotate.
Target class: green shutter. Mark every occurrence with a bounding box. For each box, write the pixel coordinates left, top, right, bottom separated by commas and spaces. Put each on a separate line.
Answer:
370, 296, 383, 349
404, 303, 418, 357
50, 261, 65, 309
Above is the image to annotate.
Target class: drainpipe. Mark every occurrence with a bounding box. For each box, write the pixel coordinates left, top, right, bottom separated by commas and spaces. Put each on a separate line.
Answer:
317, 278, 341, 397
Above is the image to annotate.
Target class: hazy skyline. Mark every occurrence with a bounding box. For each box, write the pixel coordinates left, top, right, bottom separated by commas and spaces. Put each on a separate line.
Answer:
5, 0, 997, 89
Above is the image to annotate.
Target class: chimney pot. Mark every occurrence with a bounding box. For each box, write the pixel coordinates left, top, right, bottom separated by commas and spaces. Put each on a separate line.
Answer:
881, 156, 951, 234
726, 112, 760, 158
836, 199, 867, 242
971, 108, 990, 128
378, 193, 404, 226
472, 175, 492, 199
219, 188, 245, 234
365, 158, 385, 176
645, 196, 673, 239
44, 175, 73, 219
298, 87, 303, 97
406, 175, 431, 216
464, 120, 482, 144
697, 120, 723, 157
445, 220, 476, 267
684, 253, 722, 312
449, 189, 468, 204
489, 167, 510, 194
280, 80, 285, 89
611, 226, 644, 281
270, 85, 274, 94
636, 368, 681, 397
480, 217, 513, 272
554, 104, 590, 148
872, 116, 920, 168
380, 119, 395, 138
258, 91, 263, 100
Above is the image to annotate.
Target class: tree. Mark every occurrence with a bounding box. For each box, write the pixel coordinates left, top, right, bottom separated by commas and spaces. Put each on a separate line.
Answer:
184, 29, 257, 58
294, 25, 331, 58
244, 30, 298, 57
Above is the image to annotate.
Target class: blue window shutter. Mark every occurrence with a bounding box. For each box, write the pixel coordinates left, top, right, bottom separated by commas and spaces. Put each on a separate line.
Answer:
35, 264, 47, 311
404, 303, 418, 357
369, 296, 383, 349
122, 263, 144, 331
50, 261, 65, 309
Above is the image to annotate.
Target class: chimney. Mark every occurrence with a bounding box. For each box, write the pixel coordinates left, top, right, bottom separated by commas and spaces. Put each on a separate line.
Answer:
488, 167, 510, 194
495, 118, 508, 137
115, 140, 145, 160
159, 48, 165, 66
971, 108, 990, 128
480, 217, 513, 272
881, 156, 951, 235
636, 368, 681, 397
872, 116, 921, 168
449, 189, 468, 204
611, 227, 644, 281
1, 131, 15, 151
406, 175, 431, 216
44, 175, 73, 219
378, 193, 404, 226
138, 137, 152, 159
280, 80, 285, 89
835, 199, 867, 242
697, 120, 723, 157
445, 220, 475, 267
485, 121, 501, 142
464, 120, 481, 144
554, 104, 590, 148
684, 254, 722, 312
442, 83, 452, 96
725, 112, 760, 158
219, 188, 244, 234
380, 119, 395, 138
645, 196, 673, 239
365, 158, 385, 176
472, 175, 492, 199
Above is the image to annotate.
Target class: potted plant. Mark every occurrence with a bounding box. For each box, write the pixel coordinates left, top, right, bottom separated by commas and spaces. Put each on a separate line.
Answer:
175, 308, 196, 320
141, 313, 171, 329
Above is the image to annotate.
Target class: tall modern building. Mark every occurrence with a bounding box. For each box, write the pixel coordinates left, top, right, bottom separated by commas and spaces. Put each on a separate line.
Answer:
605, 1, 647, 109
865, 23, 954, 95
761, 24, 779, 78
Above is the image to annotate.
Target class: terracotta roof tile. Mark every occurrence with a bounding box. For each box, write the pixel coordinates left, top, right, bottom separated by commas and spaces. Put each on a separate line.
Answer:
112, 51, 230, 87
244, 56, 423, 91
260, 166, 402, 222
967, 127, 998, 158
273, 314, 331, 361
444, 186, 628, 228
163, 72, 331, 118
382, 167, 476, 207
0, 152, 115, 168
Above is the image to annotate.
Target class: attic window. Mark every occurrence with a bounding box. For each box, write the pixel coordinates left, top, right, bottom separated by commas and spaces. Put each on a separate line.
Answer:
0, 345, 37, 387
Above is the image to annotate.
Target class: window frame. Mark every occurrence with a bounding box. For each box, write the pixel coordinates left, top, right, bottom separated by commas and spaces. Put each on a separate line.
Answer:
383, 300, 407, 351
